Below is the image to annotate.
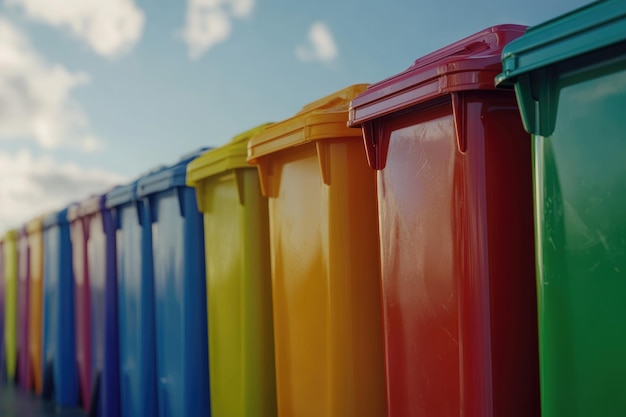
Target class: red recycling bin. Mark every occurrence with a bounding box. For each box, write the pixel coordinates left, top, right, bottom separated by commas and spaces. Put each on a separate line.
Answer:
348, 25, 540, 417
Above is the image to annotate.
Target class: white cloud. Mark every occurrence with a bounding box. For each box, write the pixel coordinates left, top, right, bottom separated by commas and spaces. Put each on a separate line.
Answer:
180, 0, 255, 60
0, 18, 103, 151
296, 21, 338, 63
6, 0, 145, 58
0, 149, 128, 232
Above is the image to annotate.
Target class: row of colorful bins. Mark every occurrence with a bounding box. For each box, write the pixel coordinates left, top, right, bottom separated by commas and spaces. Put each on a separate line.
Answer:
1, 1, 626, 416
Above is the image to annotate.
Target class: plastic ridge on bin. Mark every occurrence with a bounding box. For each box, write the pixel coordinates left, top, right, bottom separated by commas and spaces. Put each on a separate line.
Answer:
187, 124, 277, 417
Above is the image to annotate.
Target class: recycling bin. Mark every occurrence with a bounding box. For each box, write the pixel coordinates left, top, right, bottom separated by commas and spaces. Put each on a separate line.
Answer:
27, 217, 44, 394
106, 181, 157, 417
42, 208, 78, 406
247, 85, 386, 417
496, 2, 626, 416
0, 238, 4, 380
2, 230, 18, 382
17, 226, 31, 390
136, 149, 209, 417
187, 125, 276, 417
348, 25, 540, 417
69, 194, 120, 417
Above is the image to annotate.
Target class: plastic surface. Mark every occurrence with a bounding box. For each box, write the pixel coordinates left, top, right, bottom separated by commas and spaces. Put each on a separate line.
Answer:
17, 227, 31, 390
106, 181, 157, 417
136, 149, 209, 417
247, 85, 386, 417
0, 239, 4, 380
348, 26, 540, 417
2, 231, 18, 382
27, 218, 44, 394
497, 3, 626, 415
187, 125, 276, 417
42, 208, 78, 406
69, 195, 120, 417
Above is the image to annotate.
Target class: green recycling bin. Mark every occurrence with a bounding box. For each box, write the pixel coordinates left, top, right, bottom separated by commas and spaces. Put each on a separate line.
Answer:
496, 1, 626, 416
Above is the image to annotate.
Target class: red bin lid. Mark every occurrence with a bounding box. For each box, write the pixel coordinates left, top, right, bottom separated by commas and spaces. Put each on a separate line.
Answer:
348, 25, 526, 127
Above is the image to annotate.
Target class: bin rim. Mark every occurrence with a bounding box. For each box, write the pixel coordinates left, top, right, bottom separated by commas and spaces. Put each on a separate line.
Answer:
105, 181, 139, 209
496, 0, 626, 87
347, 24, 526, 128
247, 84, 368, 164
187, 123, 272, 187
137, 147, 209, 197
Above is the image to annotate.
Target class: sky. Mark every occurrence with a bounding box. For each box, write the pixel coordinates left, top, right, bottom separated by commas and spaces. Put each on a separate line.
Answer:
0, 0, 591, 232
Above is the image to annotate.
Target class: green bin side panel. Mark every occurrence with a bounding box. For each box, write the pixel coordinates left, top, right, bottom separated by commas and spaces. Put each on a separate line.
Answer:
203, 168, 277, 417
3, 238, 18, 381
532, 61, 626, 417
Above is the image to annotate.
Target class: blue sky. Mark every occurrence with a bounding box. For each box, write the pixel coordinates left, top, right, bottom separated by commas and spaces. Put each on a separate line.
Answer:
0, 0, 591, 231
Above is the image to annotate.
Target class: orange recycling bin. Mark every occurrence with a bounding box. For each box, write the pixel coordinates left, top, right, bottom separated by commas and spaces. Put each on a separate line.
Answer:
27, 218, 44, 394
247, 85, 386, 417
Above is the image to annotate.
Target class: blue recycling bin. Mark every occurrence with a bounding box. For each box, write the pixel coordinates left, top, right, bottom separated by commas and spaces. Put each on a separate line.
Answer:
106, 181, 157, 417
42, 207, 78, 406
136, 149, 209, 417
69, 194, 120, 417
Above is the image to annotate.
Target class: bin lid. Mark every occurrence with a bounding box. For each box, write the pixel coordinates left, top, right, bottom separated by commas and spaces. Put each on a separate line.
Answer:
187, 123, 272, 187
2, 229, 16, 242
247, 84, 368, 164
496, 0, 626, 87
68, 194, 107, 221
105, 181, 139, 209
26, 217, 44, 233
137, 148, 209, 198
348, 25, 525, 127
43, 207, 72, 228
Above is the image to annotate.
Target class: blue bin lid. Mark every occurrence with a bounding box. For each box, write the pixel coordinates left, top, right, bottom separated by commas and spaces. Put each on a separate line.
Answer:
43, 206, 72, 228
137, 148, 209, 198
105, 181, 139, 209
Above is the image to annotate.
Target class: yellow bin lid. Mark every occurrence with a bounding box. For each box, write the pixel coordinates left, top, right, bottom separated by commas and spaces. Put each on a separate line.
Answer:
186, 123, 274, 188
2, 229, 17, 242
27, 216, 44, 234
247, 84, 369, 164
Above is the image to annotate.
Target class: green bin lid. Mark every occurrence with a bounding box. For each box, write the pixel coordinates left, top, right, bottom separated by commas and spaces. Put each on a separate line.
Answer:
496, 0, 626, 87
186, 123, 273, 188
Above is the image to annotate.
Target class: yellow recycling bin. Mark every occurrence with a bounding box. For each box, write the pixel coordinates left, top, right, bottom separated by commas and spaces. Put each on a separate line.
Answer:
27, 218, 44, 394
247, 85, 386, 417
187, 124, 277, 417
3, 230, 18, 382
